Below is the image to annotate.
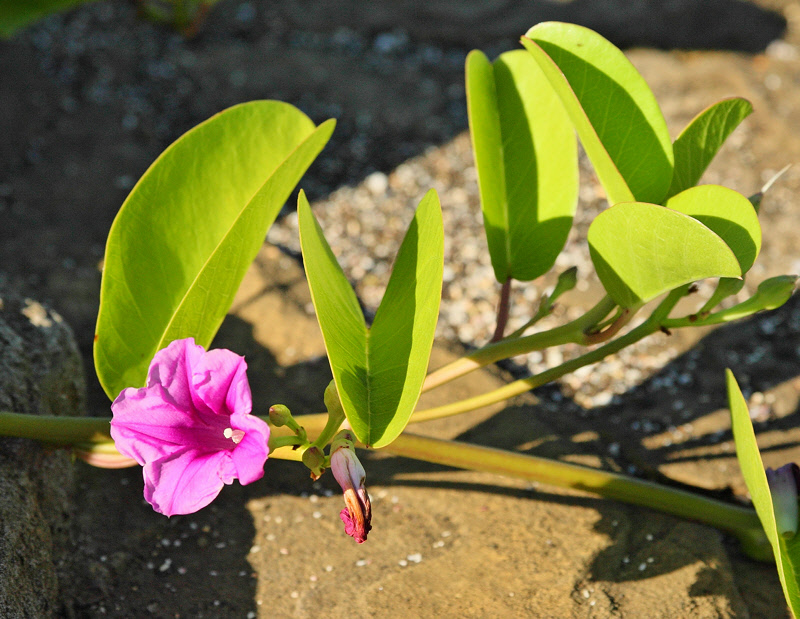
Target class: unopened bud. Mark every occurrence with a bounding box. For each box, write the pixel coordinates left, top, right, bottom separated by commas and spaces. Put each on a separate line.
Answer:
551, 266, 578, 301
324, 381, 345, 420
302, 446, 326, 480
330, 437, 371, 544
766, 463, 800, 539
73, 443, 138, 469
268, 404, 292, 427
752, 275, 798, 311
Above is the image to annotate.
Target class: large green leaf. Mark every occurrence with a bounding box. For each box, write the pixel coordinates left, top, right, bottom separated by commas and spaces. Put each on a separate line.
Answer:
521, 22, 673, 205
728, 370, 800, 617
466, 49, 577, 283
588, 202, 741, 307
95, 101, 335, 399
666, 98, 753, 200
299, 189, 444, 448
666, 185, 761, 274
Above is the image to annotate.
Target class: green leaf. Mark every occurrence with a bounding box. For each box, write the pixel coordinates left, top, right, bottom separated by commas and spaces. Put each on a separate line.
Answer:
0, 0, 97, 38
95, 101, 335, 399
588, 202, 741, 307
299, 189, 444, 448
666, 98, 753, 200
728, 370, 800, 617
666, 185, 761, 274
466, 49, 578, 283
522, 22, 673, 205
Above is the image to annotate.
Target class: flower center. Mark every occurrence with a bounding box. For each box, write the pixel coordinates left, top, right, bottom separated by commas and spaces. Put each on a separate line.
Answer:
223, 427, 245, 444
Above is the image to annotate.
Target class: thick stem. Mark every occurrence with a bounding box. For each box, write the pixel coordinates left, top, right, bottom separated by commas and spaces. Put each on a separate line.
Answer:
0, 413, 112, 444
422, 295, 616, 392
383, 432, 771, 560
491, 278, 512, 343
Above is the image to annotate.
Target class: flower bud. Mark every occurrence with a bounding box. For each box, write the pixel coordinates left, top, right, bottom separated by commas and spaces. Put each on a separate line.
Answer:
330, 435, 371, 544
552, 266, 578, 301
73, 443, 138, 469
302, 445, 326, 480
766, 463, 800, 539
324, 380, 345, 420
268, 405, 293, 427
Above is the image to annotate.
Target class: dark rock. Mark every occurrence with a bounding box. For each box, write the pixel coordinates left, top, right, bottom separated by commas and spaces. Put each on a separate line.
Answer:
0, 285, 85, 618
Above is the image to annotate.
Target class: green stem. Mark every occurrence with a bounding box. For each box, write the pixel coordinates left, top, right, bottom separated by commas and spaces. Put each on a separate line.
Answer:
309, 388, 346, 450
269, 435, 306, 450
423, 295, 617, 392
0, 413, 112, 444
506, 295, 550, 339
384, 432, 771, 561
413, 289, 685, 423
413, 317, 656, 422
311, 416, 344, 450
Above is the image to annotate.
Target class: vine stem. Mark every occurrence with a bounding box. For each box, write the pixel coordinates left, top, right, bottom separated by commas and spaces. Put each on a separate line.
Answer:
1, 412, 767, 558
377, 432, 771, 561
415, 288, 686, 423
422, 295, 616, 392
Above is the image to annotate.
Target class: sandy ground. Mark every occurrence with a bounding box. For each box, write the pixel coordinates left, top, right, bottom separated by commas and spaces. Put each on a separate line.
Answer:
3, 0, 800, 616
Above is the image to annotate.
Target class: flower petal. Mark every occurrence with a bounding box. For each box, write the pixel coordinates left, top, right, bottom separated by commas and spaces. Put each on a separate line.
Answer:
229, 413, 270, 485
143, 447, 234, 516
190, 348, 251, 419
145, 338, 199, 410
110, 386, 191, 465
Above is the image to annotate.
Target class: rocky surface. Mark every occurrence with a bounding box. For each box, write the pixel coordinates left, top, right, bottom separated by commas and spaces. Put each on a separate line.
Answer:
0, 287, 85, 617
1, 0, 800, 616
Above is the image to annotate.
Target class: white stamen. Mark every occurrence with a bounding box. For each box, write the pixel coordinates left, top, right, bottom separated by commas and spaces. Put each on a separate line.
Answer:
224, 428, 245, 444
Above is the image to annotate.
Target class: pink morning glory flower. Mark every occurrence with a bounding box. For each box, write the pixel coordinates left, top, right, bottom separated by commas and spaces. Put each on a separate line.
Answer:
330, 435, 372, 543
110, 338, 270, 516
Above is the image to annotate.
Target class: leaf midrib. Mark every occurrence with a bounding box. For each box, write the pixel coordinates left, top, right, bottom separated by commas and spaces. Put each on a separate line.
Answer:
154, 126, 317, 354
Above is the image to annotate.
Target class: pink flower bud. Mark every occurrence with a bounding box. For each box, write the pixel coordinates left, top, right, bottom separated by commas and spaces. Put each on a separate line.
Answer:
766, 463, 800, 539
330, 441, 371, 543
73, 444, 138, 469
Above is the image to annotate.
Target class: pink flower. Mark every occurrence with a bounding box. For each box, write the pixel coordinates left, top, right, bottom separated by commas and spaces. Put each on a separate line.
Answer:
110, 338, 270, 516
330, 436, 372, 543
